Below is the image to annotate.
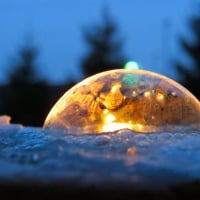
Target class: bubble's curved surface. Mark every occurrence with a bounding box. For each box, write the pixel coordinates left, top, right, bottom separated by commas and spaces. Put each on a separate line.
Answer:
44, 69, 200, 134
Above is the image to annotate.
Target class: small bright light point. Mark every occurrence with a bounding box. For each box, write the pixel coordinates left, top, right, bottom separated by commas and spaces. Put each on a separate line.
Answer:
111, 83, 121, 93
104, 113, 116, 124
144, 91, 151, 97
124, 61, 142, 70
156, 93, 164, 101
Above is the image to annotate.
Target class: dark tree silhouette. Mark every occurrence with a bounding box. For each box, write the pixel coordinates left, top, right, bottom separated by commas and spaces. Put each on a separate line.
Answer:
81, 10, 126, 77
1, 43, 49, 126
8, 46, 41, 84
176, 14, 200, 99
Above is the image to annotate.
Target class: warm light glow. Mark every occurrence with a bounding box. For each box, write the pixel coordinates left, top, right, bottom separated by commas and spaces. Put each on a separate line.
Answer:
156, 93, 164, 101
111, 83, 121, 93
104, 113, 116, 124
44, 69, 200, 134
102, 122, 133, 132
127, 147, 137, 155
144, 91, 151, 97
132, 90, 137, 97
133, 124, 144, 132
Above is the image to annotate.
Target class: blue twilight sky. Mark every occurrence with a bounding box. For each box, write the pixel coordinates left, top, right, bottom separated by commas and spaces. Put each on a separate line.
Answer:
0, 0, 198, 84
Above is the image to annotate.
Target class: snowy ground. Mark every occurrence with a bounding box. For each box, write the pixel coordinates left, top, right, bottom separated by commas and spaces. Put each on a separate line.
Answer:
1, 118, 200, 192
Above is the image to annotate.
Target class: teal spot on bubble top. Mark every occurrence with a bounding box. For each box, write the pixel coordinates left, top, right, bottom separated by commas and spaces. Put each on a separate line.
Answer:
122, 73, 140, 87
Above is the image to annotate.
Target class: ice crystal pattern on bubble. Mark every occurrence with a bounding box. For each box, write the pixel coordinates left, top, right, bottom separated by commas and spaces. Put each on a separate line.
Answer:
44, 69, 200, 134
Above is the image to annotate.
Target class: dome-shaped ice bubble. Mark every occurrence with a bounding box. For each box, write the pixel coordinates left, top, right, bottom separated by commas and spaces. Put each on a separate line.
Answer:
43, 69, 200, 134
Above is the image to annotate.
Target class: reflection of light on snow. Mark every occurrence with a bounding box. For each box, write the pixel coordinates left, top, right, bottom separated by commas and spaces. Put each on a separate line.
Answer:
0, 115, 11, 125
127, 147, 137, 155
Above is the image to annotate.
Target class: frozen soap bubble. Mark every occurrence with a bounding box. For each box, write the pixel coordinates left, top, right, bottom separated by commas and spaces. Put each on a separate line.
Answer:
43, 69, 200, 134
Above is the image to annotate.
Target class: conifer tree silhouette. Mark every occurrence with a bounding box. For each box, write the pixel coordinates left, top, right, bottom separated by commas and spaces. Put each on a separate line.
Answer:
176, 14, 200, 99
81, 9, 126, 77
2, 42, 48, 126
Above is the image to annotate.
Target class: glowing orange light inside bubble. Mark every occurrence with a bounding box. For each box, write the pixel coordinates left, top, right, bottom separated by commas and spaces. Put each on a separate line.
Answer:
44, 69, 200, 134
156, 93, 164, 101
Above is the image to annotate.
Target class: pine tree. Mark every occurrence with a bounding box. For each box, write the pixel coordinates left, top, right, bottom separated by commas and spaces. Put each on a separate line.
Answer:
8, 44, 41, 85
176, 14, 200, 99
1, 42, 48, 126
81, 10, 126, 77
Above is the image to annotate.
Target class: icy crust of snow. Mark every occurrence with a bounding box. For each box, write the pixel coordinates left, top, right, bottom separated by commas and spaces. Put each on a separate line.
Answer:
0, 124, 200, 190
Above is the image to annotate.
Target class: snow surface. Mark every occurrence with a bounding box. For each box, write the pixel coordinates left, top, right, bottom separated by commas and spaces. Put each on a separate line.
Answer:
0, 123, 200, 190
